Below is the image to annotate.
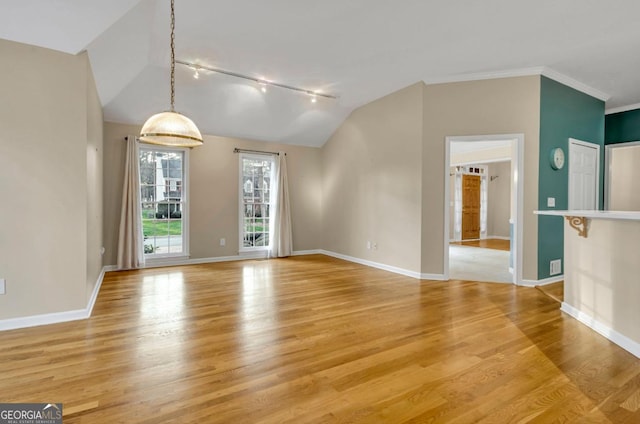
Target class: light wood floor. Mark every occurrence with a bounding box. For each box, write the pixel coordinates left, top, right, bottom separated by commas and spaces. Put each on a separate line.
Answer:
1, 255, 639, 423
451, 238, 511, 251
536, 281, 565, 303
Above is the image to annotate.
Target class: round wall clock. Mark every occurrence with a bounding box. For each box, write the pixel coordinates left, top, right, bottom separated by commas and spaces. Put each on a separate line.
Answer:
550, 147, 565, 170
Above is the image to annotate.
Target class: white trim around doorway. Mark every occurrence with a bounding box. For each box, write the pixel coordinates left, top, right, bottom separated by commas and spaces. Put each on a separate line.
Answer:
604, 140, 640, 210
444, 134, 525, 285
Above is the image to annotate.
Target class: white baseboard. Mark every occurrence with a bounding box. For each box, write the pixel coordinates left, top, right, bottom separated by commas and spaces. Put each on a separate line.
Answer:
142, 251, 268, 268
131, 250, 321, 269
0, 265, 110, 332
136, 248, 443, 281
419, 272, 448, 281
292, 249, 322, 256
520, 274, 564, 287
0, 309, 89, 332
0, 249, 444, 332
449, 236, 510, 242
319, 250, 446, 281
86, 267, 107, 316
561, 302, 640, 359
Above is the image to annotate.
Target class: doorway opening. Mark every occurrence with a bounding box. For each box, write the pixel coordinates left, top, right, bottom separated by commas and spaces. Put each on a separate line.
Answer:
444, 134, 524, 285
605, 140, 640, 210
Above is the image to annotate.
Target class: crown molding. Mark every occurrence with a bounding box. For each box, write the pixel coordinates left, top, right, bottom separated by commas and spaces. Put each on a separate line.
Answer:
423, 66, 610, 102
605, 102, 640, 115
423, 66, 545, 85
540, 67, 610, 102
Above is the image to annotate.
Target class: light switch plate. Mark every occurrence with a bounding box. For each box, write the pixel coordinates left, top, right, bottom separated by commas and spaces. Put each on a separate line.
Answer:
547, 197, 556, 207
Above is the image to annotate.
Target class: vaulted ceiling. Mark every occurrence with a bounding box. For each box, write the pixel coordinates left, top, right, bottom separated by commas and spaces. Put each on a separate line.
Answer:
2, 0, 640, 147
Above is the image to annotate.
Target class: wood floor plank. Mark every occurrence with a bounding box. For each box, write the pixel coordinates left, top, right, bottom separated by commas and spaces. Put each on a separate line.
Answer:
450, 238, 510, 251
0, 254, 639, 423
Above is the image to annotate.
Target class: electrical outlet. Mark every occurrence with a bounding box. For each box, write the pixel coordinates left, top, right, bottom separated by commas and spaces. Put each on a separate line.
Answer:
366, 241, 371, 250
0, 278, 5, 295
372, 242, 378, 250
547, 197, 556, 207
220, 238, 226, 246
550, 259, 562, 276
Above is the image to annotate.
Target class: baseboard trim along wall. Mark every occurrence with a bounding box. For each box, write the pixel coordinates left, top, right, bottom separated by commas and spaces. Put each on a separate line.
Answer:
291, 250, 322, 256
561, 302, 640, 359
0, 265, 109, 332
520, 275, 564, 287
319, 250, 446, 281
128, 249, 446, 282
0, 249, 445, 331
143, 251, 269, 268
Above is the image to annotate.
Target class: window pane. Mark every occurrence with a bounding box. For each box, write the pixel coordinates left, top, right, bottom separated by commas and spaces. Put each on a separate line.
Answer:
139, 147, 186, 257
239, 154, 274, 251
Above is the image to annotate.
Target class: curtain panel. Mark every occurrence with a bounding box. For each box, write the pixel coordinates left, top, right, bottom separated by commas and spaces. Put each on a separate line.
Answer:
117, 136, 145, 269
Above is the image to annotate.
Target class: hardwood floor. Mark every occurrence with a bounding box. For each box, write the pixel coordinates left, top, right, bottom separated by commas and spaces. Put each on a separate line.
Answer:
536, 281, 565, 303
451, 238, 511, 251
1, 255, 639, 423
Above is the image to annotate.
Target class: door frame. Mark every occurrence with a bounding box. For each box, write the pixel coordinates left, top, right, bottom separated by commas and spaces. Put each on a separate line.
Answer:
452, 165, 488, 241
604, 140, 640, 210
444, 134, 524, 285
568, 138, 600, 210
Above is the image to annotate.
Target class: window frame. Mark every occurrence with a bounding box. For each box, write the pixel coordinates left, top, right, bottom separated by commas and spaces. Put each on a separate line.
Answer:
238, 152, 276, 253
139, 143, 190, 260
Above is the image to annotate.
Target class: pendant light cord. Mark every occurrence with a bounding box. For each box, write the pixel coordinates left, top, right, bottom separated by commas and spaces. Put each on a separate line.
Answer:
170, 0, 176, 112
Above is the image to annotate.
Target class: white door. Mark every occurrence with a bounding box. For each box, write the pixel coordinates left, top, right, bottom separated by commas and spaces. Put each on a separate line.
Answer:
568, 138, 599, 210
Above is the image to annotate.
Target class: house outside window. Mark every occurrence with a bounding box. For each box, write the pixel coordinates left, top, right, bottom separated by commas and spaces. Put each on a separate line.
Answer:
139, 146, 189, 258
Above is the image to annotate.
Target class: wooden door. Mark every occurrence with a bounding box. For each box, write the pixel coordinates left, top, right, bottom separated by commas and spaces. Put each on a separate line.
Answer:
462, 175, 481, 240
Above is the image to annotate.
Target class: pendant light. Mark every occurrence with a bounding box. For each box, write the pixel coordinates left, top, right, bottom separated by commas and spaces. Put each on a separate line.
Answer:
139, 0, 203, 147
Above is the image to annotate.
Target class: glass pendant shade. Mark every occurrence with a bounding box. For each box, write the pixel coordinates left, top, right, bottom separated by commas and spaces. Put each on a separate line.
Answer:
139, 111, 203, 147
139, 0, 202, 148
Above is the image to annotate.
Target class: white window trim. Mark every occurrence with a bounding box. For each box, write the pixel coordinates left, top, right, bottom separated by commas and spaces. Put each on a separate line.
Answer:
139, 143, 190, 260
238, 152, 275, 254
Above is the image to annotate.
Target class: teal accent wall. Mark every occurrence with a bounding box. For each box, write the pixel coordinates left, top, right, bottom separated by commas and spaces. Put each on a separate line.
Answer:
538, 77, 605, 280
605, 109, 640, 144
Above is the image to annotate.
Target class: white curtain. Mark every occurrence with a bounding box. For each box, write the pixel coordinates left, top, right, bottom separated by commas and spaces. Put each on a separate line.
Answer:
454, 172, 462, 241
480, 175, 488, 237
117, 136, 145, 270
269, 152, 293, 257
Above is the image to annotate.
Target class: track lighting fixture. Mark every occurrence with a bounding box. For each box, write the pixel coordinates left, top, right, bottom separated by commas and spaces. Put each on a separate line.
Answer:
176, 59, 338, 102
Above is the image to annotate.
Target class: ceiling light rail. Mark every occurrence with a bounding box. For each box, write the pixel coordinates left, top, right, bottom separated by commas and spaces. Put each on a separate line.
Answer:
233, 148, 284, 156
177, 60, 338, 100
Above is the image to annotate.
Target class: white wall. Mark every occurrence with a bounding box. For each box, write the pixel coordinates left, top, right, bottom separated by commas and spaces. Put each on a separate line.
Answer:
422, 76, 540, 280
86, 58, 104, 303
0, 39, 102, 320
607, 144, 640, 211
564, 219, 640, 351
102, 122, 322, 265
448, 161, 511, 240
321, 83, 424, 273
487, 161, 511, 238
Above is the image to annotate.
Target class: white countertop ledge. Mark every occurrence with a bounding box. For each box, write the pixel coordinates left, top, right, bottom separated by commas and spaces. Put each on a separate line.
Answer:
534, 210, 640, 221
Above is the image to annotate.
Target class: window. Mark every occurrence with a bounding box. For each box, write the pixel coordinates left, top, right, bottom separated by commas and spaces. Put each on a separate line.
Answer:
139, 146, 189, 258
239, 154, 275, 251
